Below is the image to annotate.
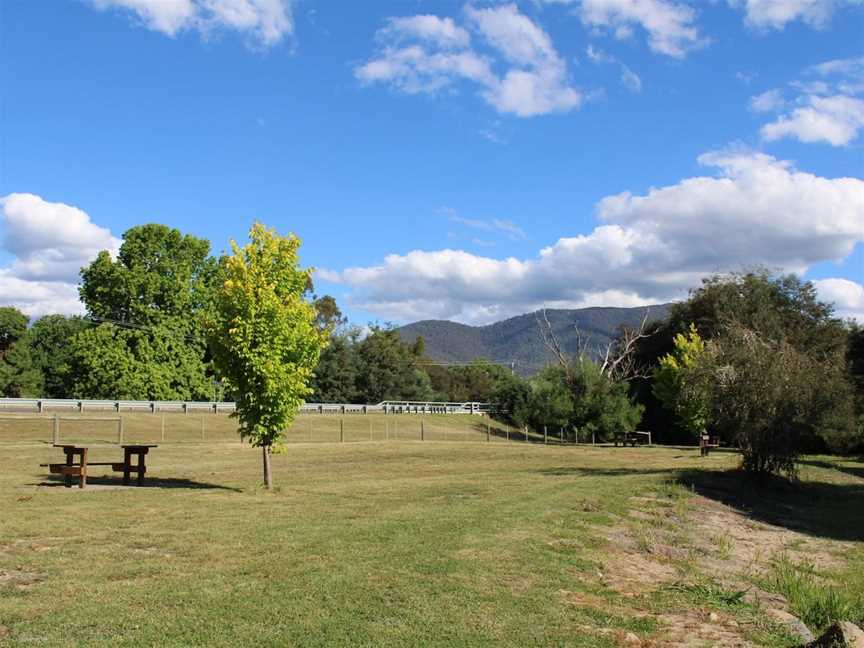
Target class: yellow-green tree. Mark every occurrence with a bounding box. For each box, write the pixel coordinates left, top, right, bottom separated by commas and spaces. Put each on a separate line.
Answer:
206, 223, 327, 489
653, 323, 710, 441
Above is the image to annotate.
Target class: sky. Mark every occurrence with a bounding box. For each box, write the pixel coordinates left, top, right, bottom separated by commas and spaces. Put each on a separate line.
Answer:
1, 0, 863, 325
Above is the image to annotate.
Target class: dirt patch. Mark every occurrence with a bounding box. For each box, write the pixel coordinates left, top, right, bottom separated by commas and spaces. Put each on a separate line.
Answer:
0, 568, 43, 589
584, 492, 855, 647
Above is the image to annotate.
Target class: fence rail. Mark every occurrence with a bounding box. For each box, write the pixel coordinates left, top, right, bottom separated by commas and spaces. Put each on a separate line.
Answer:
0, 398, 491, 416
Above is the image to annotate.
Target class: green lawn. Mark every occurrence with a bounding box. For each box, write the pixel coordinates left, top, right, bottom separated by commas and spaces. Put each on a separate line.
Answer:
1, 422, 862, 647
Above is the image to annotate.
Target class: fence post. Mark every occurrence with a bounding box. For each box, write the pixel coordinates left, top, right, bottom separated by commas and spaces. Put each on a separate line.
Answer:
118, 417, 124, 444
506, 427, 510, 442
53, 414, 59, 444
340, 418, 344, 443
38, 400, 43, 413
592, 431, 596, 445
544, 426, 547, 445
487, 422, 491, 442
201, 415, 205, 441
369, 418, 373, 441
560, 427, 564, 445
161, 415, 166, 442
420, 420, 424, 441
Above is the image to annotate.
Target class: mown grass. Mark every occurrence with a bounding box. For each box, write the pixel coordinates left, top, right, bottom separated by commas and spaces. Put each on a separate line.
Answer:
1, 424, 862, 647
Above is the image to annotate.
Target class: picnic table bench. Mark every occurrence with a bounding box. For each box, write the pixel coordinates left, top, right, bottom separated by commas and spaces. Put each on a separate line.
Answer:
699, 434, 720, 456
41, 444, 157, 489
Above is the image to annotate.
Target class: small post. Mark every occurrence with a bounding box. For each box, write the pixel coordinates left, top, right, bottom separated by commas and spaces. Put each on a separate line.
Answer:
575, 427, 579, 444
201, 415, 205, 441
592, 431, 595, 445
340, 418, 344, 443
420, 420, 425, 441
38, 400, 43, 413
648, 431, 652, 446
183, 402, 188, 415
506, 427, 510, 442
394, 419, 398, 440
161, 415, 166, 442
369, 418, 373, 441
79, 401, 84, 413
309, 420, 313, 443
53, 414, 59, 444
118, 417, 124, 444
544, 426, 547, 445
560, 427, 564, 445
487, 423, 491, 442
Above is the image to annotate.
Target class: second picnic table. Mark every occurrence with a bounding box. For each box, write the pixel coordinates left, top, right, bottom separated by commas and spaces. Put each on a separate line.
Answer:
44, 444, 158, 489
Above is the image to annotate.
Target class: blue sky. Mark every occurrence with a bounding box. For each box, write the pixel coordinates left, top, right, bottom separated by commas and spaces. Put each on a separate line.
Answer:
1, 0, 862, 324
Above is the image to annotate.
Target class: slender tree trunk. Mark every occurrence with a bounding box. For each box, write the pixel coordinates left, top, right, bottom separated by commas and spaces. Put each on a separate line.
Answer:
262, 444, 273, 490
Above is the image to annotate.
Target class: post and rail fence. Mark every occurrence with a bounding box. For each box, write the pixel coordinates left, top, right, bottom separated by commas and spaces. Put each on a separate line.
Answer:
0, 398, 491, 416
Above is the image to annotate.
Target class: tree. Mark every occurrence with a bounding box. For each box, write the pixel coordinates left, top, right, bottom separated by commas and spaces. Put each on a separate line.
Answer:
28, 315, 90, 398
310, 332, 361, 403
652, 324, 710, 442
72, 224, 217, 400
490, 372, 533, 429
0, 307, 42, 397
568, 357, 643, 442
206, 223, 327, 489
700, 324, 844, 477
527, 366, 574, 432
355, 327, 432, 403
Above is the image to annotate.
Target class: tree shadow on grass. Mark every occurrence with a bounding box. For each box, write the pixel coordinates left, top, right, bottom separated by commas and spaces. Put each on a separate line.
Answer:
36, 474, 242, 491
537, 466, 676, 477
675, 468, 864, 543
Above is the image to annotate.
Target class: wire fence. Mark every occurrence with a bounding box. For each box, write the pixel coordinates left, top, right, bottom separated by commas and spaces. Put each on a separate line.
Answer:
0, 413, 584, 447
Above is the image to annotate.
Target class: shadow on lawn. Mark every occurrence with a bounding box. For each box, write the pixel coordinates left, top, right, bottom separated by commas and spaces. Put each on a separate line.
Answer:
537, 466, 675, 477
797, 458, 864, 481
676, 468, 864, 543
38, 474, 241, 491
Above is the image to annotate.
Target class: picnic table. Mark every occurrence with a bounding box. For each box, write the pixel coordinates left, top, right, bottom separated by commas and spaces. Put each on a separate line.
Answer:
42, 444, 157, 489
699, 434, 720, 456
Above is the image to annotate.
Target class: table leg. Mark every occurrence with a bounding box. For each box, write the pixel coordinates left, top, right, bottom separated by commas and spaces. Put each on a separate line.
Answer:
137, 451, 145, 486
64, 449, 73, 488
80, 448, 88, 489
123, 448, 131, 485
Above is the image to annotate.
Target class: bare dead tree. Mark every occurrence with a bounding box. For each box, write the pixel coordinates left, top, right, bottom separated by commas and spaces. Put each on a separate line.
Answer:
536, 308, 655, 384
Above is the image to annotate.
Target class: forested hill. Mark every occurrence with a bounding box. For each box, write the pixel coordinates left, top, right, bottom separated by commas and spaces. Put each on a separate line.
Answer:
398, 305, 671, 377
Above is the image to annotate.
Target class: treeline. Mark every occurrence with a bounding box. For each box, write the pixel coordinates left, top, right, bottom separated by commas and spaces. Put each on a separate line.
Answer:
1, 222, 862, 470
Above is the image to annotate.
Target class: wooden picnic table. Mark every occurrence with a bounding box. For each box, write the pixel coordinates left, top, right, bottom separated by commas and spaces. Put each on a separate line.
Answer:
42, 444, 157, 489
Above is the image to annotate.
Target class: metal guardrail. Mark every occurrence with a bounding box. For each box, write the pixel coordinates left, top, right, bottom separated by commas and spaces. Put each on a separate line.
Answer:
0, 398, 490, 415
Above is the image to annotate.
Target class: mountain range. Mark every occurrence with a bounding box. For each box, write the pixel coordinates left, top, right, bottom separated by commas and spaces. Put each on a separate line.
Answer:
398, 305, 671, 377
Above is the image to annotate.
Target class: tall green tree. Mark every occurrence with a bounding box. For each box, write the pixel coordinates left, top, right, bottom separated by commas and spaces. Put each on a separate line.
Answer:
206, 223, 327, 489
71, 224, 217, 400
355, 327, 432, 403
653, 324, 711, 442
28, 315, 89, 398
0, 307, 42, 397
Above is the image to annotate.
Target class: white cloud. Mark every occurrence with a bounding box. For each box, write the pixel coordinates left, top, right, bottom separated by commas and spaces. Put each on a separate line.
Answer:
323, 151, 864, 324
814, 278, 864, 322
729, 0, 862, 30
0, 193, 121, 317
755, 57, 864, 146
574, 0, 707, 58
749, 88, 785, 112
355, 4, 580, 118
619, 65, 642, 92
380, 15, 470, 49
761, 95, 864, 146
442, 207, 527, 241
86, 0, 293, 46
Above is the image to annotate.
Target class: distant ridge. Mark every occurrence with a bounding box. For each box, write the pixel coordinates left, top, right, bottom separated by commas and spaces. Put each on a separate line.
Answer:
398, 305, 671, 376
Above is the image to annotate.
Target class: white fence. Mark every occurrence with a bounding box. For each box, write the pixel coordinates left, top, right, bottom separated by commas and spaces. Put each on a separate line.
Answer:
0, 398, 490, 416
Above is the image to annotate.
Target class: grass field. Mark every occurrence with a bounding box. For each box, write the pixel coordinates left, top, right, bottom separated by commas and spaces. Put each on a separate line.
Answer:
1, 416, 862, 647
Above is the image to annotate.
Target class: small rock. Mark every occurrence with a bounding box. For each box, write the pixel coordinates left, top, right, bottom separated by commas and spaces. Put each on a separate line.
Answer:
766, 609, 814, 644
708, 612, 720, 623
807, 621, 864, 648
0, 625, 8, 639
624, 632, 640, 644
728, 620, 739, 628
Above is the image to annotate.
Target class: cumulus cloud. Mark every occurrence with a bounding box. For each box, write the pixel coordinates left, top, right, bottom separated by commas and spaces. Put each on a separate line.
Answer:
323, 151, 864, 324
86, 0, 293, 46
729, 0, 862, 30
573, 0, 706, 58
814, 278, 864, 322
355, 3, 580, 118
0, 193, 120, 317
756, 56, 864, 146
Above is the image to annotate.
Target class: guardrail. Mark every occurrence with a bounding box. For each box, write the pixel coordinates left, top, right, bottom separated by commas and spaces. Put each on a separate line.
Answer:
0, 398, 490, 416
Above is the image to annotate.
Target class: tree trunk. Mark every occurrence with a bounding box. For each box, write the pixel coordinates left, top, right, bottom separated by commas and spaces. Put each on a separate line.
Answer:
262, 444, 273, 490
